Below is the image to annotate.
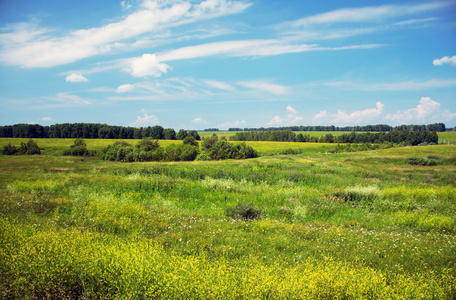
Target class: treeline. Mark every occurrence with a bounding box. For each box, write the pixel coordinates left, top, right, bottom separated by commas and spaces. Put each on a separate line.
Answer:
230, 130, 439, 146
99, 135, 257, 162
0, 123, 200, 140
228, 123, 447, 132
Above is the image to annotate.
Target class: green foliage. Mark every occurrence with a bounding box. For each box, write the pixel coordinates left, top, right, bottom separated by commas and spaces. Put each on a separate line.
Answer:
100, 141, 133, 162
208, 140, 257, 160
226, 202, 262, 220
12, 139, 41, 155
406, 156, 437, 166
63, 138, 90, 156
201, 133, 218, 150
182, 136, 198, 147
2, 143, 18, 155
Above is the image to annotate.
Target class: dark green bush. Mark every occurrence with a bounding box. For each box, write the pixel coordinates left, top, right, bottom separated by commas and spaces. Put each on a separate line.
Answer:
406, 156, 437, 166
63, 139, 90, 156
2, 143, 18, 155
226, 202, 262, 221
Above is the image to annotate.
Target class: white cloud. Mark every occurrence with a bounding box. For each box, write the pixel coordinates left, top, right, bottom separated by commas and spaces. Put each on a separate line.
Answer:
157, 38, 381, 62
116, 84, 135, 93
289, 3, 447, 27
238, 81, 290, 95
335, 101, 384, 124
314, 110, 328, 119
314, 101, 384, 124
192, 117, 208, 124
0, 0, 252, 68
217, 120, 246, 129
41, 117, 52, 121
127, 54, 170, 77
65, 73, 88, 82
325, 79, 456, 91
433, 56, 456, 66
203, 79, 234, 91
286, 106, 297, 114
131, 113, 159, 126
267, 105, 303, 126
386, 97, 440, 123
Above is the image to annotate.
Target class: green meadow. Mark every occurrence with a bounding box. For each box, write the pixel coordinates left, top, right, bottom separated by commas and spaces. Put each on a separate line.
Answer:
1, 134, 456, 299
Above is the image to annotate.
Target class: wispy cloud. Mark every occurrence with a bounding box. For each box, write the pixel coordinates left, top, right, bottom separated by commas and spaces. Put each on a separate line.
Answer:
203, 79, 234, 91
287, 2, 448, 27
0, 0, 252, 68
238, 81, 290, 95
116, 84, 135, 93
325, 78, 456, 91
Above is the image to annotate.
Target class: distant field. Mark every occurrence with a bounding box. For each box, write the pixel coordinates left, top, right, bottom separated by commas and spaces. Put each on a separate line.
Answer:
0, 138, 334, 156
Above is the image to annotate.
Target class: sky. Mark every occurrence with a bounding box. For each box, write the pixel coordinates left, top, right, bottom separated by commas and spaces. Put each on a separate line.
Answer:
0, 0, 455, 130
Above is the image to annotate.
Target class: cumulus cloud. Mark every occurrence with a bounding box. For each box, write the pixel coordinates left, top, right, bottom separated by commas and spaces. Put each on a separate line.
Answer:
433, 56, 456, 66
314, 110, 328, 119
131, 113, 159, 126
192, 117, 208, 124
386, 97, 440, 123
267, 106, 303, 126
128, 54, 170, 77
314, 101, 384, 124
116, 84, 135, 93
65, 74, 88, 82
41, 117, 52, 121
238, 81, 291, 95
217, 120, 246, 129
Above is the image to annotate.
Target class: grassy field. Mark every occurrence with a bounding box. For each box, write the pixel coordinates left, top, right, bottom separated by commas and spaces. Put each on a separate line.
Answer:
1, 137, 456, 298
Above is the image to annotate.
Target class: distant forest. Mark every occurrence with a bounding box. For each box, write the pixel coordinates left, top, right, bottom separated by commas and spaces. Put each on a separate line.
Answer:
0, 122, 448, 139
229, 130, 439, 146
0, 123, 200, 140
228, 123, 447, 132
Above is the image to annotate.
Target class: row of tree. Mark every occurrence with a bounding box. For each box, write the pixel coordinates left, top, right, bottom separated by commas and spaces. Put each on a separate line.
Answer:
0, 123, 448, 140
230, 130, 439, 146
228, 123, 447, 132
0, 123, 201, 140
98, 135, 257, 162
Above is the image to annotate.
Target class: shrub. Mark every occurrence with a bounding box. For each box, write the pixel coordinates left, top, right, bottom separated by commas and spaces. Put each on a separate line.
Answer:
100, 141, 133, 161
63, 139, 89, 156
2, 143, 18, 155
278, 148, 302, 155
17, 139, 41, 155
406, 156, 437, 166
226, 202, 262, 220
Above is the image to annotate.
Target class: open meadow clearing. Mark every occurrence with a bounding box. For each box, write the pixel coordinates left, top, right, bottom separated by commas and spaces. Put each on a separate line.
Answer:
1, 136, 456, 299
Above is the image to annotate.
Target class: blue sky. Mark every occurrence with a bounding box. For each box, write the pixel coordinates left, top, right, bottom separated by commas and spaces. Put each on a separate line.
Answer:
1, 0, 455, 130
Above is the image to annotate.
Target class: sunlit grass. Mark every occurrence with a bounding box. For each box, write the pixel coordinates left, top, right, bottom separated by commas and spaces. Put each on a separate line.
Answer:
1, 142, 455, 298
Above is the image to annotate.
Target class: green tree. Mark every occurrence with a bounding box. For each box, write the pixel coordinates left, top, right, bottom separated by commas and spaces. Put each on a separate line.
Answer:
177, 129, 188, 140
201, 134, 218, 150
164, 128, 177, 140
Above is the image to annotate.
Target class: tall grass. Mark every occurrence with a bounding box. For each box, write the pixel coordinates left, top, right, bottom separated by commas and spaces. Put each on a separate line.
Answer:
1, 143, 456, 298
